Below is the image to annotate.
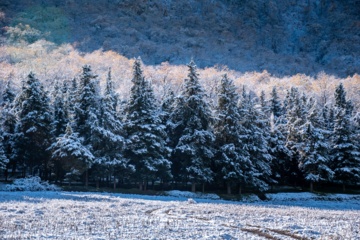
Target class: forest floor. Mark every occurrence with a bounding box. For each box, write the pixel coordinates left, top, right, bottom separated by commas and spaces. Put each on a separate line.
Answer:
0, 190, 359, 239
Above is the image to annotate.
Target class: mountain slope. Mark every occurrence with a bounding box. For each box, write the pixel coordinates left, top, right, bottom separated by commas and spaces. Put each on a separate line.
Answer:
1, 0, 359, 76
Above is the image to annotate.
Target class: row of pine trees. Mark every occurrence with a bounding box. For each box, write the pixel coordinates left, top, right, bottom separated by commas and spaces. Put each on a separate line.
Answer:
1, 59, 360, 193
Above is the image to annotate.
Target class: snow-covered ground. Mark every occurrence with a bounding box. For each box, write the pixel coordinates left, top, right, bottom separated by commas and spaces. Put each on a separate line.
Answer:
0, 191, 359, 239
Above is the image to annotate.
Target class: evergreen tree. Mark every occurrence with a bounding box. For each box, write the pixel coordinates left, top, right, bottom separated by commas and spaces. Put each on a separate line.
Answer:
259, 90, 270, 117
213, 75, 252, 194
334, 83, 347, 110
322, 104, 335, 131
0, 79, 17, 179
49, 81, 71, 182
269, 86, 283, 119
268, 113, 292, 184
12, 72, 53, 179
73, 65, 102, 186
51, 81, 68, 138
49, 124, 94, 184
284, 87, 305, 185
1, 79, 16, 107
124, 58, 171, 190
73, 65, 101, 140
93, 68, 132, 189
160, 89, 175, 127
168, 60, 215, 192
331, 84, 360, 191
299, 101, 333, 191
238, 88, 273, 191
67, 78, 78, 120
0, 134, 9, 170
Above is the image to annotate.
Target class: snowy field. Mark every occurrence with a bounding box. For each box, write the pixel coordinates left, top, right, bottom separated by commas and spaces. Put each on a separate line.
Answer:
0, 191, 359, 239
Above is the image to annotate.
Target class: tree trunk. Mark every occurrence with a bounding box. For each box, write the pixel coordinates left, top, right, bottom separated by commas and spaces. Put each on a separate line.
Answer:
227, 182, 232, 195
191, 182, 196, 192
113, 177, 116, 190
310, 182, 313, 192
96, 178, 99, 189
139, 182, 143, 191
202, 183, 205, 193
343, 184, 346, 193
239, 185, 242, 195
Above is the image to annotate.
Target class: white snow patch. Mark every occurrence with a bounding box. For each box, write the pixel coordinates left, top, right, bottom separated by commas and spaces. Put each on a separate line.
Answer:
165, 190, 220, 200
4, 176, 61, 191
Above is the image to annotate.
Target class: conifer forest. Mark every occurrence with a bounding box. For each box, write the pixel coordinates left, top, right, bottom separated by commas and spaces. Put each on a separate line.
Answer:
1, 58, 359, 194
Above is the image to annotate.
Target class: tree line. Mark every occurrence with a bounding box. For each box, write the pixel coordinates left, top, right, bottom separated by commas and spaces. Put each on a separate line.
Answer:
1, 59, 359, 193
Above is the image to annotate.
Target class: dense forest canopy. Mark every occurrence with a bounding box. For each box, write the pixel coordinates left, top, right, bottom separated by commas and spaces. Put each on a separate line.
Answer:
0, 59, 359, 193
0, 0, 359, 193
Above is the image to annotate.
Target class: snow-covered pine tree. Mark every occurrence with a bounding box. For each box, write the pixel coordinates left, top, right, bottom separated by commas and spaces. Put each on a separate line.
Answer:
267, 86, 291, 184
66, 78, 78, 120
238, 87, 273, 192
259, 90, 270, 117
0, 134, 9, 170
284, 87, 305, 185
269, 86, 283, 120
73, 65, 101, 186
331, 84, 360, 191
1, 79, 16, 107
298, 99, 333, 192
322, 104, 335, 131
124, 58, 171, 190
0, 79, 17, 179
268, 113, 292, 184
12, 72, 53, 179
49, 124, 94, 185
160, 89, 175, 127
73, 65, 101, 139
168, 60, 215, 192
213, 74, 252, 194
93, 68, 132, 189
51, 81, 68, 138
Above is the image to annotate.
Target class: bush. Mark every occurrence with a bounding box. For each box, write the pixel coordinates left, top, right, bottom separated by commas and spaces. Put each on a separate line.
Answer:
5, 176, 61, 191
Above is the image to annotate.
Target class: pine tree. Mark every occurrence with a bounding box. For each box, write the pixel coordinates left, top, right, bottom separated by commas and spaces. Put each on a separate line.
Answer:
322, 104, 335, 131
51, 81, 68, 138
49, 124, 94, 184
213, 75, 252, 194
124, 58, 171, 190
269, 86, 283, 120
298, 100, 333, 192
0, 134, 9, 170
93, 68, 132, 189
0, 79, 17, 179
48, 81, 71, 182
67, 78, 78, 120
168, 60, 215, 192
259, 90, 270, 117
73, 65, 101, 140
268, 113, 292, 184
238, 88, 273, 192
284, 87, 305, 185
160, 89, 175, 127
331, 84, 360, 191
73, 65, 101, 186
1, 79, 16, 107
12, 72, 53, 179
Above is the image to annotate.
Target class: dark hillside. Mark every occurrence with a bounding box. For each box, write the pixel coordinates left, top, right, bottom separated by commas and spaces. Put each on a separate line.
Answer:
1, 0, 359, 76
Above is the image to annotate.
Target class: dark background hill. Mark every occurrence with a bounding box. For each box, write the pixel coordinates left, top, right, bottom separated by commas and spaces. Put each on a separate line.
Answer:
1, 0, 359, 77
